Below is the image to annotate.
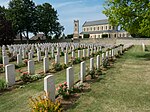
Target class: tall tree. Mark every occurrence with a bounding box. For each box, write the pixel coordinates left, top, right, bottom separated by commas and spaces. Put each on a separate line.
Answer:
36, 3, 64, 39
7, 0, 36, 43
0, 6, 15, 46
103, 0, 150, 37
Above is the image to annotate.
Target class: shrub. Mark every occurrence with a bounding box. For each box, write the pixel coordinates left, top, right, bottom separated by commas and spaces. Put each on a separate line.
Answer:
71, 82, 84, 93
71, 58, 81, 64
30, 92, 62, 112
15, 63, 26, 69
0, 64, 4, 73
62, 64, 68, 69
52, 63, 63, 71
0, 79, 7, 91
9, 55, 17, 62
23, 59, 28, 66
20, 72, 43, 82
60, 52, 64, 56
30, 74, 44, 81
20, 72, 31, 82
102, 58, 109, 68
57, 82, 70, 99
95, 69, 102, 76
88, 70, 95, 79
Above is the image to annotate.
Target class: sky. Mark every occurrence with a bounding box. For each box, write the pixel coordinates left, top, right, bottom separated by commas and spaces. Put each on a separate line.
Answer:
0, 0, 107, 35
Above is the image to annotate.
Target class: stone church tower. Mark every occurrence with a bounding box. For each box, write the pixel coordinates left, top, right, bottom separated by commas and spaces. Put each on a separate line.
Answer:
73, 20, 79, 38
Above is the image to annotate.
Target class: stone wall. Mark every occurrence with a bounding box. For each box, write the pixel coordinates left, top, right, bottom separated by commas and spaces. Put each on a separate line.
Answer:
79, 38, 117, 45
78, 38, 150, 45
116, 38, 150, 45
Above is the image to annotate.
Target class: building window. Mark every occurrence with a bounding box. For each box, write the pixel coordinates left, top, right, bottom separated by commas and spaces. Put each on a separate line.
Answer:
106, 26, 107, 30
84, 28, 86, 31
91, 27, 92, 31
97, 27, 99, 31
102, 26, 103, 30
95, 35, 96, 38
98, 35, 100, 38
94, 27, 95, 31
87, 28, 89, 31
109, 26, 111, 29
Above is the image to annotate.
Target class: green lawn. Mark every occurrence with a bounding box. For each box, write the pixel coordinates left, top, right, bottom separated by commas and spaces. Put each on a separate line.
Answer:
67, 45, 150, 112
0, 52, 99, 112
1, 45, 150, 112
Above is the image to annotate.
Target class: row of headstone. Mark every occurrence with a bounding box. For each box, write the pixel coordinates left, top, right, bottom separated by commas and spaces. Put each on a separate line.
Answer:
43, 44, 130, 101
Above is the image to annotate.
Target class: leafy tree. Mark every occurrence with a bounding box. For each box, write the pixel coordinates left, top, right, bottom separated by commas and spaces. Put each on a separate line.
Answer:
103, 0, 150, 37
36, 3, 64, 40
7, 0, 36, 43
0, 6, 15, 46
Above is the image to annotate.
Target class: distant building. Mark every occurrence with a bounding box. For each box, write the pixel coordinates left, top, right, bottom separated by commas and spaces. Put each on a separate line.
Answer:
79, 19, 131, 38
30, 34, 46, 40
14, 34, 27, 41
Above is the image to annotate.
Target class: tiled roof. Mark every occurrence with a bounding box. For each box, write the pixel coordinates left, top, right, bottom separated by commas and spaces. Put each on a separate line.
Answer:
83, 19, 108, 27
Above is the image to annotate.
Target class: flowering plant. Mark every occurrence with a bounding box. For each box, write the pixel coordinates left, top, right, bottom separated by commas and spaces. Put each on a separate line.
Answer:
56, 82, 70, 99
20, 72, 31, 82
0, 64, 4, 73
52, 62, 63, 71
30, 92, 62, 112
23, 59, 28, 66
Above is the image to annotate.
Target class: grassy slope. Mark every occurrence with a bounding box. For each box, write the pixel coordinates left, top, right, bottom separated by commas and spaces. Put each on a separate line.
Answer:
67, 46, 150, 112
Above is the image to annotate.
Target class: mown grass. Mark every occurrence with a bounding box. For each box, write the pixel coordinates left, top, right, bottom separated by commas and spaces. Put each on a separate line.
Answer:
2, 46, 149, 112
0, 51, 99, 112
67, 45, 150, 112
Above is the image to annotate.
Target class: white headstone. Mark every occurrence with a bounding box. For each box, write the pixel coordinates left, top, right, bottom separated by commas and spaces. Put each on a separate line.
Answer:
17, 54, 22, 65
78, 50, 81, 58
3, 56, 9, 67
37, 51, 41, 61
80, 61, 86, 83
44, 75, 55, 102
83, 49, 86, 58
96, 55, 100, 69
45, 50, 48, 58
28, 52, 32, 60
28, 60, 35, 74
90, 58, 94, 71
64, 53, 68, 64
55, 54, 60, 64
5, 64, 15, 86
43, 57, 49, 73
66, 67, 74, 89
72, 51, 75, 58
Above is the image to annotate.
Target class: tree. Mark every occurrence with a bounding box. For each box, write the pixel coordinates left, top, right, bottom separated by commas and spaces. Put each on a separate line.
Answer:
103, 0, 150, 37
36, 3, 64, 40
7, 0, 36, 43
0, 6, 15, 46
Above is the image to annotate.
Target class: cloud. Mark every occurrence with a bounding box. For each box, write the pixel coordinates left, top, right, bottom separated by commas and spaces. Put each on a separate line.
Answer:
56, 3, 106, 34
54, 1, 83, 9
0, 0, 10, 7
